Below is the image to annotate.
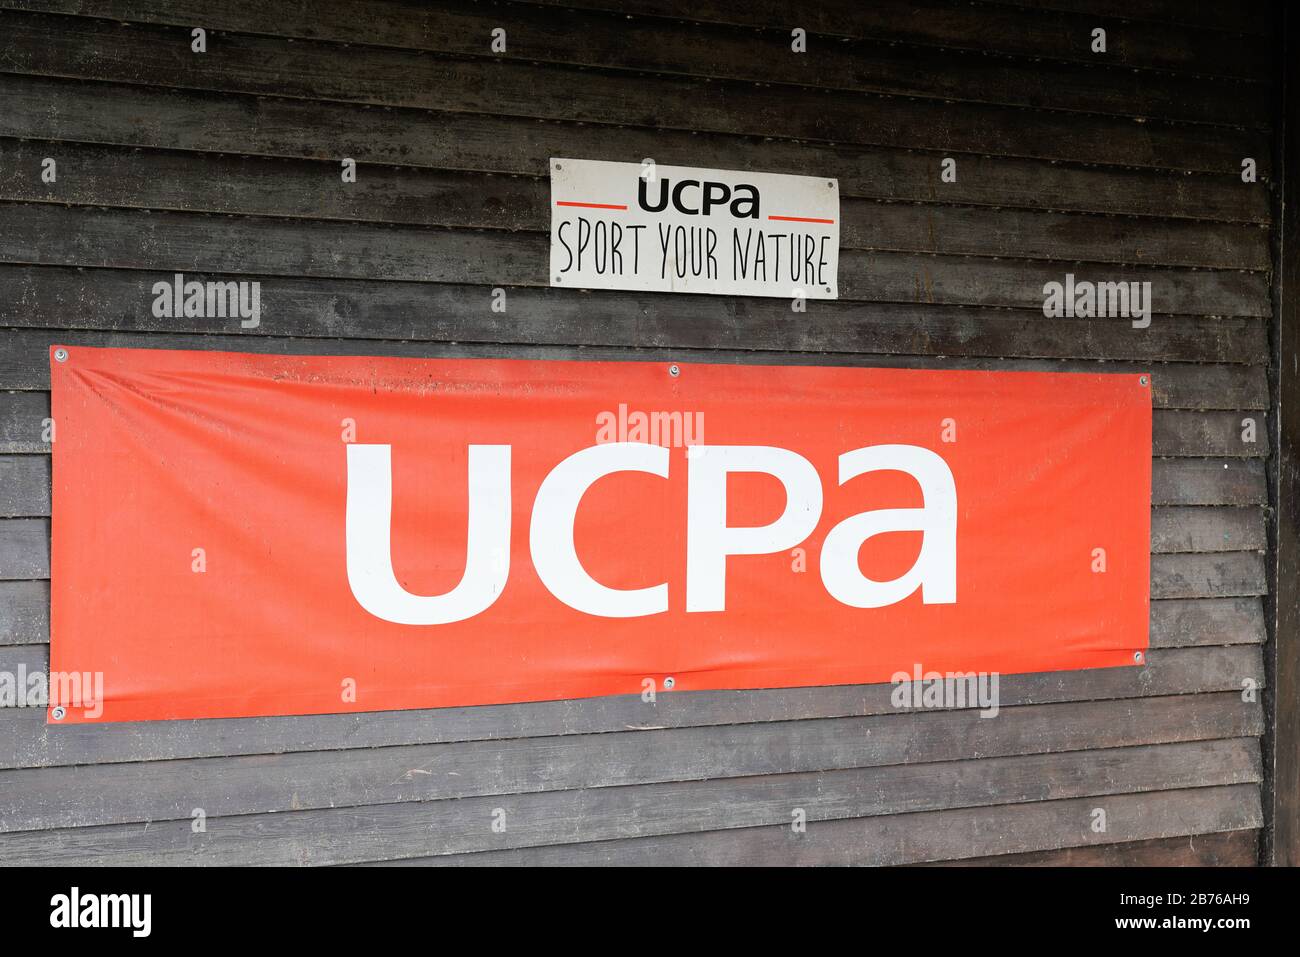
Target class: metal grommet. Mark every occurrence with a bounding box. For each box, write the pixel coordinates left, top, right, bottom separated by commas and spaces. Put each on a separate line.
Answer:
1133, 651, 1144, 664
51, 706, 66, 720
54, 348, 68, 363
663, 676, 676, 689
1138, 375, 1149, 386
668, 364, 680, 377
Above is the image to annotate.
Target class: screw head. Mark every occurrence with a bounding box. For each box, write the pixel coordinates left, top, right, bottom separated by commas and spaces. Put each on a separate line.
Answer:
54, 348, 68, 363
51, 706, 66, 720
663, 676, 676, 689
668, 364, 680, 377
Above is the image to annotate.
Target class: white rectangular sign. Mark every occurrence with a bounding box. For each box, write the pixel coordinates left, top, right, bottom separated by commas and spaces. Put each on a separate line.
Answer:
550, 158, 839, 299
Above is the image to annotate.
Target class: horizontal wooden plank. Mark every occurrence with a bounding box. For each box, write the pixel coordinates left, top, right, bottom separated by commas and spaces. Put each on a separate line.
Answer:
0, 266, 1271, 367
397, 783, 1262, 866
0, 520, 43, 576
1149, 597, 1265, 648
0, 12, 1270, 174
0, 649, 1263, 769
0, 579, 46, 645
1154, 411, 1270, 456
0, 391, 46, 452
0, 141, 1272, 271
1150, 551, 1266, 599
0, 391, 1267, 461
0, 456, 46, 517
0, 732, 1260, 846
1152, 458, 1266, 505
514, 0, 1272, 80
935, 826, 1259, 866
0, 75, 1270, 223
0, 518, 45, 579
0, 1, 1269, 127
0, 204, 1272, 316
1150, 508, 1266, 553
999, 0, 1271, 36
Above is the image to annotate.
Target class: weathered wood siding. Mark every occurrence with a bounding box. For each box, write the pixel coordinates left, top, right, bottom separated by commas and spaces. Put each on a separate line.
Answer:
0, 0, 1275, 865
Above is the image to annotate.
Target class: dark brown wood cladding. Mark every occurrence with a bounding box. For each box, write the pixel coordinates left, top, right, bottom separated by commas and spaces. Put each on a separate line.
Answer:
0, 0, 1278, 865
1267, 0, 1299, 869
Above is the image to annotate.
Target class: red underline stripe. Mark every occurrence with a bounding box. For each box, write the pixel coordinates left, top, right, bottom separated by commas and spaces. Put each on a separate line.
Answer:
557, 204, 834, 222
769, 215, 836, 224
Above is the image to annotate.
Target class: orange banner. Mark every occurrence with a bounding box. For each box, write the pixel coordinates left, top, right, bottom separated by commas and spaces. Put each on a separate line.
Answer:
49, 346, 1151, 723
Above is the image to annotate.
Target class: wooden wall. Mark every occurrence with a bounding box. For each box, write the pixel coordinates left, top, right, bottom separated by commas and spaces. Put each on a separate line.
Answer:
0, 0, 1276, 865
